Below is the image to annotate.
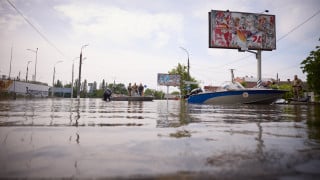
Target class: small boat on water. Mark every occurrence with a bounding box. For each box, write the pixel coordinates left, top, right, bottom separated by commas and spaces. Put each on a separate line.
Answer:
103, 88, 153, 102
111, 95, 154, 101
187, 81, 287, 104
288, 96, 310, 105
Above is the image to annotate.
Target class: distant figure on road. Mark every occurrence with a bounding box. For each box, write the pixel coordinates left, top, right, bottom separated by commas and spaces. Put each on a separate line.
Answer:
132, 83, 138, 96
103, 88, 112, 101
127, 83, 132, 96
138, 83, 144, 96
292, 75, 302, 99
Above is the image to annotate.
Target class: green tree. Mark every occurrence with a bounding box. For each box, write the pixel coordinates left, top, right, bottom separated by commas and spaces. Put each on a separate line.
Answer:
80, 79, 88, 98
301, 39, 320, 95
168, 63, 198, 97
64, 83, 71, 88
54, 79, 63, 87
101, 79, 106, 90
108, 83, 127, 95
171, 91, 180, 96
73, 79, 78, 98
275, 83, 293, 100
144, 88, 165, 99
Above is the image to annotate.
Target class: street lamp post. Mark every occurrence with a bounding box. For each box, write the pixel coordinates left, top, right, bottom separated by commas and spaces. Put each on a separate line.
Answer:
180, 47, 190, 80
71, 57, 86, 98
71, 57, 78, 99
26, 61, 32, 82
77, 44, 88, 99
27, 48, 38, 81
52, 61, 63, 97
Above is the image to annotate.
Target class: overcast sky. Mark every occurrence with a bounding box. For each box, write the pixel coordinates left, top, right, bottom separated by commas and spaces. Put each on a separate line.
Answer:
1, 0, 319, 91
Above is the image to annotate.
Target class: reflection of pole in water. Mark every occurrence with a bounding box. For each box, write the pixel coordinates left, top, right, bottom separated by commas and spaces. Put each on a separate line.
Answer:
76, 133, 80, 144
69, 99, 74, 125
50, 99, 55, 126
75, 99, 80, 127
156, 101, 169, 128
75, 100, 80, 144
179, 100, 190, 125
256, 121, 265, 161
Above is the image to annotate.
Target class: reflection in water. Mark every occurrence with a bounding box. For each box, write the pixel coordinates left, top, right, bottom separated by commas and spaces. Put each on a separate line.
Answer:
255, 121, 265, 162
127, 101, 144, 119
306, 105, 320, 141
0, 99, 320, 178
156, 100, 194, 128
75, 99, 80, 127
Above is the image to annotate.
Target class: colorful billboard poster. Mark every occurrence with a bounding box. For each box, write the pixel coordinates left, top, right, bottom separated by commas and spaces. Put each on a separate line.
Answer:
157, 73, 180, 86
209, 10, 276, 50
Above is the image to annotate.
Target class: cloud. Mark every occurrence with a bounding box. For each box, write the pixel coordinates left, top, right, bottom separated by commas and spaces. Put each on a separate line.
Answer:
0, 14, 24, 31
54, 3, 184, 47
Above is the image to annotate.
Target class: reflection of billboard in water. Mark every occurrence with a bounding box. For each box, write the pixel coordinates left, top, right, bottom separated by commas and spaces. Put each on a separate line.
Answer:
209, 10, 276, 50
157, 73, 180, 86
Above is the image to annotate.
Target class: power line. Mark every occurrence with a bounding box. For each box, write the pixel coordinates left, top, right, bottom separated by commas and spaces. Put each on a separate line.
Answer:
277, 9, 320, 42
6, 0, 67, 58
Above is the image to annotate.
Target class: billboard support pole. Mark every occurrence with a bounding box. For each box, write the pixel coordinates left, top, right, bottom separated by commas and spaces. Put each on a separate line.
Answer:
246, 49, 262, 87
257, 50, 262, 84
166, 86, 169, 101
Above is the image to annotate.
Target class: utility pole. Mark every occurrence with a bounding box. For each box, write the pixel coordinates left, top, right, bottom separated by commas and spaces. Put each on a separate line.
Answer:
180, 47, 190, 80
230, 69, 235, 83
26, 48, 38, 81
77, 44, 88, 99
71, 60, 75, 98
26, 61, 32, 82
52, 61, 63, 97
9, 45, 13, 79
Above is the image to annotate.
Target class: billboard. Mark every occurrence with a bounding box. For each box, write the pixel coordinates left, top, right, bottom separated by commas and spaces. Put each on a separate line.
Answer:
157, 73, 180, 86
209, 10, 276, 50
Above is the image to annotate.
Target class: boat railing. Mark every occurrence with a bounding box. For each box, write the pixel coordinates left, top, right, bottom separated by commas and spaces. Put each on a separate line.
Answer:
217, 81, 245, 91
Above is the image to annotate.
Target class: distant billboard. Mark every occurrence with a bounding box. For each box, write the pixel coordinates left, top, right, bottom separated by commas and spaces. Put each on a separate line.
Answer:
209, 10, 276, 50
157, 73, 180, 86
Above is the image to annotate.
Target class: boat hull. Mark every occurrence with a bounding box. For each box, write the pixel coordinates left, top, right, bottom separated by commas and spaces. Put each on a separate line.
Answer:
187, 89, 286, 104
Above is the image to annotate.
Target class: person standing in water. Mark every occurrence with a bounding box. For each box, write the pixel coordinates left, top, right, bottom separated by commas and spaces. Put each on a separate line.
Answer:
138, 83, 144, 96
127, 83, 132, 96
292, 75, 302, 99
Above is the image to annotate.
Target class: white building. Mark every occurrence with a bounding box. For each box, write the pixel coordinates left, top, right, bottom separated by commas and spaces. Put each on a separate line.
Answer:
1, 80, 50, 97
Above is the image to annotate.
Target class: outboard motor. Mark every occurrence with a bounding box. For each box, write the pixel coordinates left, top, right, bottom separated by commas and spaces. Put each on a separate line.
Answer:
184, 88, 203, 99
103, 88, 112, 101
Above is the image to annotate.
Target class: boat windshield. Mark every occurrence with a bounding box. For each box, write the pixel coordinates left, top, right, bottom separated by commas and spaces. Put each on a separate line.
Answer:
218, 81, 245, 91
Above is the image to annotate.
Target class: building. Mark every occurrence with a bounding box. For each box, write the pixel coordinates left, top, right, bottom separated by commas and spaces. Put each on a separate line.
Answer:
0, 79, 50, 97
203, 85, 221, 92
234, 76, 275, 88
50, 87, 72, 97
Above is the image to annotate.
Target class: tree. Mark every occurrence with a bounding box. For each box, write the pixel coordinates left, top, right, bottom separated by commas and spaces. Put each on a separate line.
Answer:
171, 91, 180, 96
81, 79, 88, 98
101, 79, 106, 90
73, 79, 78, 98
301, 39, 320, 95
64, 83, 71, 88
54, 79, 63, 87
93, 81, 97, 92
168, 63, 198, 97
144, 88, 165, 99
108, 83, 127, 94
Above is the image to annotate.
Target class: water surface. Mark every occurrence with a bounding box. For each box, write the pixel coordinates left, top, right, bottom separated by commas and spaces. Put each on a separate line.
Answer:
0, 98, 319, 179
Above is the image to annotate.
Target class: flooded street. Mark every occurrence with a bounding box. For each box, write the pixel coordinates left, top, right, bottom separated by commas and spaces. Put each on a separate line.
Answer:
0, 98, 320, 179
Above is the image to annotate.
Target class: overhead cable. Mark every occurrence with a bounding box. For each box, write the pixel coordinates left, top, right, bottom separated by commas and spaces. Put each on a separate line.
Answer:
277, 9, 320, 42
6, 0, 67, 58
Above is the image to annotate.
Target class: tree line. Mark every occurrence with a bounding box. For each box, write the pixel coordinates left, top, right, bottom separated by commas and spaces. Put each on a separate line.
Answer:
53, 79, 167, 99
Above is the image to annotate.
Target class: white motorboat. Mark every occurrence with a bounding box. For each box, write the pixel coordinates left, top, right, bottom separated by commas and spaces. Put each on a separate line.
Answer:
187, 81, 286, 104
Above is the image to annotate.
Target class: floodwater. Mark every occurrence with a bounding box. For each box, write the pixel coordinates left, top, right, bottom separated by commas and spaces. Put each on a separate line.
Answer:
0, 98, 320, 179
